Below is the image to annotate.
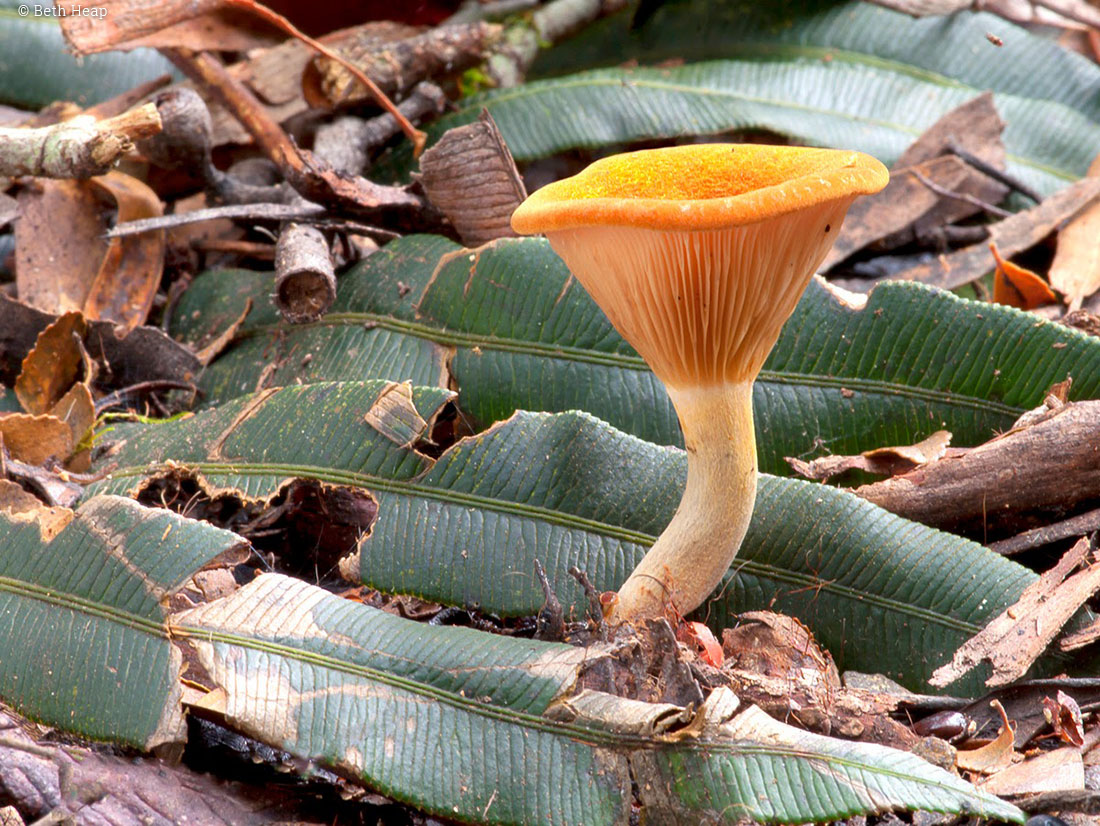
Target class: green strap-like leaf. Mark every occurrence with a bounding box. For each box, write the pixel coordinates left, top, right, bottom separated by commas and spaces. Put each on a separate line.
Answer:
379, 2, 1100, 194
0, 495, 247, 748
172, 574, 1023, 825
89, 385, 1037, 694
91, 381, 455, 501
0, 0, 179, 109
170, 236, 1100, 476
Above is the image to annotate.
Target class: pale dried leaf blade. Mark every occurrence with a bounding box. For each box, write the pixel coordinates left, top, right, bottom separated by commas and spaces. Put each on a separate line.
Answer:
930, 538, 1100, 687
1049, 153, 1100, 309
363, 380, 432, 448
0, 413, 74, 465
786, 430, 950, 481
418, 109, 527, 246
980, 747, 1084, 796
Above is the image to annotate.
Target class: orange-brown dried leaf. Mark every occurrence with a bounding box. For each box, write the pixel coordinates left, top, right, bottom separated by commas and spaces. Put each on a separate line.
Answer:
85, 171, 165, 334
1049, 152, 1100, 310
0, 413, 73, 466
15, 311, 87, 415
956, 700, 1016, 773
990, 241, 1056, 309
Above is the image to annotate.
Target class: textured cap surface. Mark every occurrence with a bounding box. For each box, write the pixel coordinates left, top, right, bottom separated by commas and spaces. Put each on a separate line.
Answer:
511, 143, 889, 234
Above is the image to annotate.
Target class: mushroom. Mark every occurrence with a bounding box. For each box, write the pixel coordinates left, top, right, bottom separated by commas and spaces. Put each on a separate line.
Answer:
510, 143, 888, 624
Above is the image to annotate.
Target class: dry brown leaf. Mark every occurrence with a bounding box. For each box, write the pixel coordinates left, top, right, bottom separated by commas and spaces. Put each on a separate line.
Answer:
1049, 152, 1100, 310
956, 700, 1017, 773
418, 110, 527, 247
786, 430, 951, 482
980, 747, 1084, 795
50, 383, 96, 472
0, 479, 74, 541
931, 538, 1100, 687
892, 177, 1100, 290
14, 311, 87, 415
990, 240, 1057, 309
823, 94, 1005, 269
15, 181, 106, 314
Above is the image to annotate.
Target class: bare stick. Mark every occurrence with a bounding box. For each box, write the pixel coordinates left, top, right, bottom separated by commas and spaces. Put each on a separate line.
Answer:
0, 103, 161, 179
909, 168, 1011, 218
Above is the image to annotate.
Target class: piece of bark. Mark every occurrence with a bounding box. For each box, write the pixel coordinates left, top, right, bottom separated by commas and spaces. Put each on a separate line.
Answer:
889, 177, 1100, 290
931, 538, 1100, 688
0, 192, 16, 230
418, 109, 527, 246
0, 103, 161, 179
856, 400, 1100, 531
273, 222, 336, 323
787, 430, 951, 482
1049, 153, 1100, 310
201, 22, 417, 146
303, 22, 501, 109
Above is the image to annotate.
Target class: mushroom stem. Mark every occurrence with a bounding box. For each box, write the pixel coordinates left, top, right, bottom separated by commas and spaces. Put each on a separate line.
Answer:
612, 381, 757, 622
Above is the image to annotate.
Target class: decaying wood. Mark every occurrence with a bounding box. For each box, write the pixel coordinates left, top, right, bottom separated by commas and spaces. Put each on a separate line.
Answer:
0, 103, 161, 179
856, 400, 1100, 531
988, 505, 1100, 556
273, 223, 336, 323
931, 538, 1100, 688
303, 22, 501, 109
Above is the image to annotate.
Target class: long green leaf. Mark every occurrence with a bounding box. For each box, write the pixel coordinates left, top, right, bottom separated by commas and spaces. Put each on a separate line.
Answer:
0, 0, 178, 108
171, 236, 1100, 477
172, 574, 1023, 825
0, 495, 247, 748
88, 384, 1039, 693
379, 2, 1100, 196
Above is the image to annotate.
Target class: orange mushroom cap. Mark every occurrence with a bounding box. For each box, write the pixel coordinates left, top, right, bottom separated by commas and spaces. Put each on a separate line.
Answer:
510, 143, 889, 234
510, 143, 888, 387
